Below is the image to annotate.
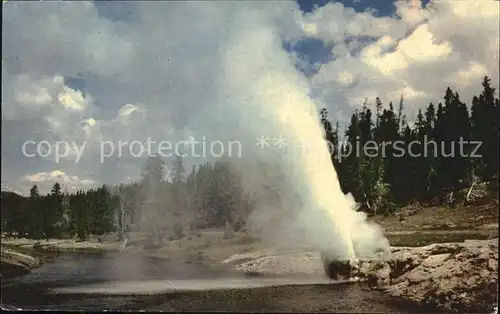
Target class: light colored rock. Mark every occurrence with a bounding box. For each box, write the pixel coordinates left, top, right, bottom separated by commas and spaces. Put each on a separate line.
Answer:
378, 239, 498, 313
234, 251, 324, 275
1, 247, 40, 278
224, 238, 498, 313
361, 261, 391, 288
422, 253, 451, 266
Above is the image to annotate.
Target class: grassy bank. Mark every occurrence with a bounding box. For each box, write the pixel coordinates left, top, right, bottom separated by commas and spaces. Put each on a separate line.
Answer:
2, 229, 498, 260
386, 231, 495, 247
2, 197, 498, 262
0, 237, 123, 255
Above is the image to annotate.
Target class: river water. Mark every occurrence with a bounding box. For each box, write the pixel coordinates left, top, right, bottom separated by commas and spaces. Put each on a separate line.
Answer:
1, 251, 411, 312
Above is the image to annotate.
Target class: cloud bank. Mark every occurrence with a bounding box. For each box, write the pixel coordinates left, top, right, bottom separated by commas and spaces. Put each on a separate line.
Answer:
2, 0, 498, 194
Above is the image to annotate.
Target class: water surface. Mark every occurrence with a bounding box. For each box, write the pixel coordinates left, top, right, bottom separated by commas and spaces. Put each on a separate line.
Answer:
1, 251, 410, 312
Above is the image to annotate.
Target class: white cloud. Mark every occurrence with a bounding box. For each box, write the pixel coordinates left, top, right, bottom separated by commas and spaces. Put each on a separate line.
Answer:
362, 23, 453, 76
118, 104, 139, 116
20, 170, 96, 194
394, 0, 430, 28
5, 74, 94, 121
15, 87, 52, 107
58, 86, 87, 111
397, 23, 452, 62
387, 86, 427, 103
2, 1, 306, 194
452, 61, 489, 90
336, 71, 355, 85
309, 0, 499, 118
1, 0, 498, 195
301, 2, 401, 44
1, 183, 23, 195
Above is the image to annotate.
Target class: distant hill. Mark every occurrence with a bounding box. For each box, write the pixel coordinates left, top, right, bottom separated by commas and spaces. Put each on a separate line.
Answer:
1, 191, 29, 233
1, 191, 27, 204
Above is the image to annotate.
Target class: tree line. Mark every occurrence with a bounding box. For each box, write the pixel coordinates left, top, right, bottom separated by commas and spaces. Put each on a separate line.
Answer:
1, 156, 251, 242
1, 76, 498, 239
322, 76, 498, 213
1, 183, 117, 240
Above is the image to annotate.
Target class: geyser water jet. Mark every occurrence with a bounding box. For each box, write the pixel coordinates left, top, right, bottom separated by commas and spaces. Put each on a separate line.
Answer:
222, 11, 390, 264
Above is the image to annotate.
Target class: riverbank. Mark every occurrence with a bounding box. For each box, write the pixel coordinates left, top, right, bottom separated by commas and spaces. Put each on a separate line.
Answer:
1, 246, 40, 279
0, 250, 409, 312
225, 238, 498, 313
377, 239, 498, 313
2, 225, 497, 265
3, 232, 497, 312
1, 197, 498, 312
2, 195, 497, 256
1, 237, 122, 252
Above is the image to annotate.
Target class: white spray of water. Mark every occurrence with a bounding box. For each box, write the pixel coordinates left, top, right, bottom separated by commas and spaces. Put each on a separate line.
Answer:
221, 11, 390, 262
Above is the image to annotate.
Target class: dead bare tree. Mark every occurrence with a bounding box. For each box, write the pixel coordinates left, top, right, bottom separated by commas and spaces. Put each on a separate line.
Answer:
447, 191, 455, 206
466, 167, 481, 204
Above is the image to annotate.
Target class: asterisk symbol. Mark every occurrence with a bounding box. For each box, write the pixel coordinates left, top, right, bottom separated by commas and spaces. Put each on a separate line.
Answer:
256, 136, 270, 148
273, 135, 288, 149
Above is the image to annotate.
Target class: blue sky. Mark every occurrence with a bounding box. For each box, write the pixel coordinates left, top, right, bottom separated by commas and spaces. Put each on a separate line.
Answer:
92, 0, 407, 22
2, 0, 498, 194
90, 0, 430, 81
298, 0, 430, 14
291, 0, 431, 76
76, 0, 432, 87
84, 0, 401, 87
298, 0, 396, 15
75, 0, 387, 92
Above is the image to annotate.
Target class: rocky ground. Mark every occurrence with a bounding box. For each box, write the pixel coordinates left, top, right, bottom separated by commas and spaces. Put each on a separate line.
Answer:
1, 198, 498, 312
226, 238, 498, 313
2, 234, 498, 312
363, 238, 498, 313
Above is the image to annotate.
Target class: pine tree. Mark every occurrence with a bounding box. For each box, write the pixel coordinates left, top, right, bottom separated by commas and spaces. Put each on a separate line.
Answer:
433, 102, 447, 195
320, 108, 341, 173
471, 76, 499, 180
398, 124, 419, 203
434, 88, 472, 195
375, 102, 400, 204
423, 103, 439, 198
397, 94, 405, 131
91, 185, 115, 235
343, 111, 364, 200
45, 182, 64, 238
370, 97, 392, 214
27, 185, 43, 239
320, 108, 335, 161
70, 190, 89, 241
358, 101, 377, 211
61, 191, 72, 238
359, 99, 373, 145
1, 191, 29, 237
414, 109, 429, 200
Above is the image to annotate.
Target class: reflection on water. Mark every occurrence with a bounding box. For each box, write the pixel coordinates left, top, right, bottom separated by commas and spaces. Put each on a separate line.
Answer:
1, 252, 410, 312
3, 251, 229, 286
53, 276, 340, 295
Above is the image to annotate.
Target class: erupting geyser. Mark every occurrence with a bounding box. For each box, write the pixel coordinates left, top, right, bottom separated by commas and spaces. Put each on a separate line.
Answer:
222, 11, 390, 269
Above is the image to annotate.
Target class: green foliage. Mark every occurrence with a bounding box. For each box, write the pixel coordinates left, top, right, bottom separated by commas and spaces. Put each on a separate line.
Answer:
1, 77, 498, 238
320, 76, 499, 213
